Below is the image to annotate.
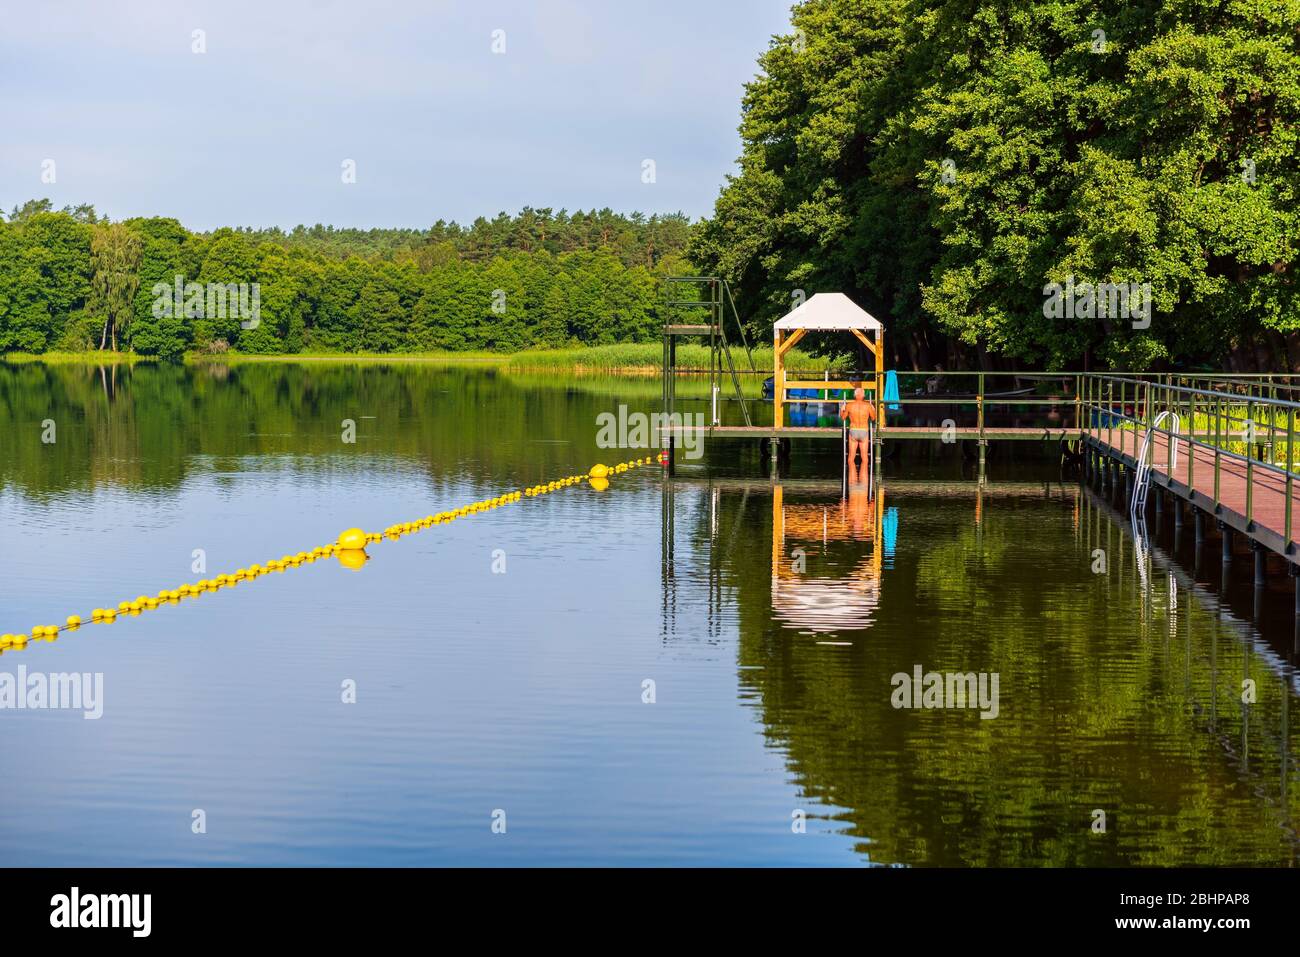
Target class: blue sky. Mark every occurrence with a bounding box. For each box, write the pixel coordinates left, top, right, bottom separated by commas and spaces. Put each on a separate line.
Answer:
1, 0, 794, 230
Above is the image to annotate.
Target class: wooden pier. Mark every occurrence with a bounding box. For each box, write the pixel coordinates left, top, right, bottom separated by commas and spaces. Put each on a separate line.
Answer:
1079, 374, 1300, 596
654, 284, 1300, 600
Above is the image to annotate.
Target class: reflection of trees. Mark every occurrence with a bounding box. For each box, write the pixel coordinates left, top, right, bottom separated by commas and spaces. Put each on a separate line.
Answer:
685, 483, 1300, 866
0, 362, 650, 499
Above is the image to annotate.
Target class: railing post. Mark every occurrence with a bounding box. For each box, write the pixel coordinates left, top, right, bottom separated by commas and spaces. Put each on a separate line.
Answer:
1075, 374, 1082, 432
1107, 380, 1114, 450
1214, 397, 1222, 511
1246, 398, 1255, 528
1187, 390, 1194, 493
1287, 406, 1294, 554
1120, 378, 1127, 456
1165, 381, 1173, 475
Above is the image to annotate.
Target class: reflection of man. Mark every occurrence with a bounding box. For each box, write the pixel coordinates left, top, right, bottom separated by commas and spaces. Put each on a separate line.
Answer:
839, 386, 876, 477
845, 473, 874, 539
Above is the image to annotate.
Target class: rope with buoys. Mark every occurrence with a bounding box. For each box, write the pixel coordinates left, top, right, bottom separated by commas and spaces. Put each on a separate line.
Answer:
0, 458, 654, 655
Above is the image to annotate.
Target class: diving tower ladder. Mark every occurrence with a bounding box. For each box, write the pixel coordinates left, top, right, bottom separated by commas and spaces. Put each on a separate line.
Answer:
661, 277, 756, 429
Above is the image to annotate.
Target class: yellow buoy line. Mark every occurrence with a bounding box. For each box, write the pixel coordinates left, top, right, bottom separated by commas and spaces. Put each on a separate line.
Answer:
0, 458, 654, 654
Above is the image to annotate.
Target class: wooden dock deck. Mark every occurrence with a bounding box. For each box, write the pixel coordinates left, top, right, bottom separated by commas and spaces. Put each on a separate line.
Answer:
1087, 427, 1300, 562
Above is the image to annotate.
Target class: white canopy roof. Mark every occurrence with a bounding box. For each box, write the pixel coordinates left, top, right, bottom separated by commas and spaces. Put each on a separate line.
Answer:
773, 293, 882, 332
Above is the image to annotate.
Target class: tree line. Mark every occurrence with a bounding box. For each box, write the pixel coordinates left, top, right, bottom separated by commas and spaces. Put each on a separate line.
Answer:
0, 201, 693, 360
6, 1, 1296, 370
690, 0, 1298, 372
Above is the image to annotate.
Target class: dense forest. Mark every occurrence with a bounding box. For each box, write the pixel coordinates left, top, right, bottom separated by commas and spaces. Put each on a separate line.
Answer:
0, 200, 692, 359
691, 0, 1299, 372
3, 0, 1297, 370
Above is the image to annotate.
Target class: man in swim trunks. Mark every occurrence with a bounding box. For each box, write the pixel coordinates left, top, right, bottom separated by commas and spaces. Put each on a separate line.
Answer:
840, 386, 877, 474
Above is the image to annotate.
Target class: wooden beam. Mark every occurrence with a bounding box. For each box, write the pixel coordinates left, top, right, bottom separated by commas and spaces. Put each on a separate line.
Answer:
777, 327, 808, 358
784, 380, 877, 391
773, 329, 784, 429
850, 328, 877, 356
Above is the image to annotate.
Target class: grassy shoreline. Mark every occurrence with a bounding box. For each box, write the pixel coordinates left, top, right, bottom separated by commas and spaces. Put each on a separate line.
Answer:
5, 343, 830, 374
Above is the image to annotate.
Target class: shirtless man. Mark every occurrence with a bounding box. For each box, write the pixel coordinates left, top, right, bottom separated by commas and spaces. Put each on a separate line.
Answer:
839, 387, 877, 472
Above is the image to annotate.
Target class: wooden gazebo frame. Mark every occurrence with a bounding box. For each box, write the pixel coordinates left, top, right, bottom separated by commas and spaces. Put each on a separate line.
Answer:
772, 293, 884, 429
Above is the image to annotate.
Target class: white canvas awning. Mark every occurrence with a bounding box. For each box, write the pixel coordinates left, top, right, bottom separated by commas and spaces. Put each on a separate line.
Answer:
773, 293, 882, 332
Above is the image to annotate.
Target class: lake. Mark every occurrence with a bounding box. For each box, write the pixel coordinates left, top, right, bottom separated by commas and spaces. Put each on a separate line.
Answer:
1, 360, 1297, 865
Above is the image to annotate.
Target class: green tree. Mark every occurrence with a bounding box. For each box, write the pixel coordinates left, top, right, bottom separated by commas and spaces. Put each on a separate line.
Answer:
89, 222, 143, 351
691, 0, 1300, 371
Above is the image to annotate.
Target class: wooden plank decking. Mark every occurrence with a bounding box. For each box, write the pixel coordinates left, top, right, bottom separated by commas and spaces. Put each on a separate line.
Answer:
1087, 428, 1300, 561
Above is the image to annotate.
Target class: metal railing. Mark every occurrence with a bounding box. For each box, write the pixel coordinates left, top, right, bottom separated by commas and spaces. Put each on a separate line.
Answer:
779, 370, 1087, 445
1081, 373, 1300, 551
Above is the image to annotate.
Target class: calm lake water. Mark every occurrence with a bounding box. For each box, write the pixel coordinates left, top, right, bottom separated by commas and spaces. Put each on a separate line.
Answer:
1, 361, 1297, 866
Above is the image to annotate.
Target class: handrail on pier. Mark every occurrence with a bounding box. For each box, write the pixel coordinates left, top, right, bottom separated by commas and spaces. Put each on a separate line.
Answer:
1081, 372, 1300, 554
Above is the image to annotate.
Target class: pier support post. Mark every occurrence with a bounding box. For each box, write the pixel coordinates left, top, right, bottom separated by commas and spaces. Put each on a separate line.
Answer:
1252, 541, 1267, 589
1219, 522, 1233, 565
1124, 466, 1134, 502
1291, 564, 1300, 620
1194, 508, 1205, 546
1173, 494, 1183, 528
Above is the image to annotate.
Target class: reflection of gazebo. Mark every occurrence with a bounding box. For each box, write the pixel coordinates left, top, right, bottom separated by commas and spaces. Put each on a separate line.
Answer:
770, 485, 885, 634
772, 293, 885, 429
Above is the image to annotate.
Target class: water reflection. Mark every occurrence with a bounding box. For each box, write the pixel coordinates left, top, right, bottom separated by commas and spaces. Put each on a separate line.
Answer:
770, 483, 886, 633
3, 360, 1297, 865
664, 473, 1299, 865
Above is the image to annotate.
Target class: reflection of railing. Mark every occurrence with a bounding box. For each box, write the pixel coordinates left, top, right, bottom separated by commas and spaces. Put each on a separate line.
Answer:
1082, 481, 1300, 812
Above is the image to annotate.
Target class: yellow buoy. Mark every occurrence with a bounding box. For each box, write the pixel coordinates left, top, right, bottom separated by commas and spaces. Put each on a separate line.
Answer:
338, 527, 370, 550
66, 615, 82, 628
589, 476, 610, 492
589, 464, 609, 479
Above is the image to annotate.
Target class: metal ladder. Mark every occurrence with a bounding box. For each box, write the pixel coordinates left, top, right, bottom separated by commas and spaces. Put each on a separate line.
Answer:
661, 277, 756, 427
1131, 410, 1182, 523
